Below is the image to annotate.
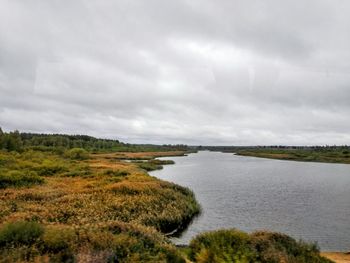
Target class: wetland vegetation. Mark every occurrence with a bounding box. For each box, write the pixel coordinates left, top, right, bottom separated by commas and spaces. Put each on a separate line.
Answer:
0, 129, 337, 262
0, 129, 199, 262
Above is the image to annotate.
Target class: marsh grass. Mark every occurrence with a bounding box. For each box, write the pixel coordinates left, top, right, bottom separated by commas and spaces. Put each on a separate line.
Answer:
135, 159, 175, 171
0, 150, 198, 262
0, 170, 44, 188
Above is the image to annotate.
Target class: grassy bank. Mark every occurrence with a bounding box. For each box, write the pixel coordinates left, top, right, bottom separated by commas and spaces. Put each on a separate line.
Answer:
0, 149, 200, 262
236, 148, 350, 164
181, 229, 333, 263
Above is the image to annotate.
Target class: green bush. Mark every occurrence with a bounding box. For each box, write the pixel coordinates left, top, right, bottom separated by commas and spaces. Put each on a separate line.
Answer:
43, 227, 75, 253
107, 231, 185, 262
250, 231, 330, 263
36, 159, 68, 176
0, 152, 17, 166
64, 148, 89, 160
0, 221, 44, 247
187, 229, 333, 263
0, 170, 44, 188
189, 229, 257, 263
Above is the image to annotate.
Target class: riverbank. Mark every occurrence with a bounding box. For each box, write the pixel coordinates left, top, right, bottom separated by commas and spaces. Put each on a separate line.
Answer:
236, 148, 350, 164
322, 252, 350, 263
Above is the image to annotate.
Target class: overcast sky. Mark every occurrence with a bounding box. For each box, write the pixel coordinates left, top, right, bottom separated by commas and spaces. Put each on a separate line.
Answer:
1, 0, 350, 145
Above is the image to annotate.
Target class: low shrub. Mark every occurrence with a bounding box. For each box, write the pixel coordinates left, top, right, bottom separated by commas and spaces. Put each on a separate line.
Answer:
43, 227, 76, 253
188, 229, 257, 262
251, 231, 330, 263
36, 159, 68, 176
64, 148, 89, 160
187, 229, 333, 263
0, 221, 44, 247
0, 170, 44, 188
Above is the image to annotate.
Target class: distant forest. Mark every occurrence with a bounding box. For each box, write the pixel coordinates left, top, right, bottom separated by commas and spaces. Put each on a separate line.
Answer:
0, 128, 188, 153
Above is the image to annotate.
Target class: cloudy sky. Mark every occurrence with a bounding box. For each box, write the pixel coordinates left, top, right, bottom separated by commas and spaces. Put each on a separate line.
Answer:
1, 0, 350, 145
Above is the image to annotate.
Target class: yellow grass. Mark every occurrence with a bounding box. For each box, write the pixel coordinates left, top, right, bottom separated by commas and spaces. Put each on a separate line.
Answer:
0, 150, 199, 262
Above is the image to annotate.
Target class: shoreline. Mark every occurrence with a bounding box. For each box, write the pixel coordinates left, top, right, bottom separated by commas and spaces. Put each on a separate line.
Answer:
321, 252, 350, 263
235, 150, 350, 165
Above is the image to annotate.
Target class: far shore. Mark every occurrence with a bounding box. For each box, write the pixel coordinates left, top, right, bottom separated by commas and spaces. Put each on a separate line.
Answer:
235, 148, 350, 164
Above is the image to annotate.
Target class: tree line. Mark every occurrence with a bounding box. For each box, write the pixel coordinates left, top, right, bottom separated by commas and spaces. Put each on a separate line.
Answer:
0, 128, 189, 153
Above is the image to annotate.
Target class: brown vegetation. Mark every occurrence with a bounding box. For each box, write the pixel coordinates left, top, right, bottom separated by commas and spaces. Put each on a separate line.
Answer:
0, 150, 199, 262
321, 252, 350, 263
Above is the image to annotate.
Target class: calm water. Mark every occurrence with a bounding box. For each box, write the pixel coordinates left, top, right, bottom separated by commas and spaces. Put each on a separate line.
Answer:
150, 151, 350, 251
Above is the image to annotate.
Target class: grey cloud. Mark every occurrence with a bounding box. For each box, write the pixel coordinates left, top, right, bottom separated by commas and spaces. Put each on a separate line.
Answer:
1, 0, 350, 145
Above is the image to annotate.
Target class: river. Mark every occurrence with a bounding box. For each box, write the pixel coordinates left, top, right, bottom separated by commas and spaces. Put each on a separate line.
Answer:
150, 151, 350, 251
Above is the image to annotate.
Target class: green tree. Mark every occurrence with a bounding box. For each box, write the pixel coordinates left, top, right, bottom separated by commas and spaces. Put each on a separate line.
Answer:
1, 130, 23, 152
0, 127, 4, 149
64, 148, 89, 160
